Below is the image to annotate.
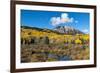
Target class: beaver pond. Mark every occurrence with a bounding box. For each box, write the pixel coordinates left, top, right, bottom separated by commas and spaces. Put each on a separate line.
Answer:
21, 43, 89, 63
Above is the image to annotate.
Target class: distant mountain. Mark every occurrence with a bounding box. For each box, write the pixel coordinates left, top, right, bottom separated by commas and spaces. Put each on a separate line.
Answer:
21, 26, 64, 35
54, 26, 84, 35
21, 25, 84, 35
21, 26, 43, 31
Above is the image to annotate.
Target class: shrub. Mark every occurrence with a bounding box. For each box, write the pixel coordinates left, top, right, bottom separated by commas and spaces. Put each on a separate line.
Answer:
40, 36, 49, 44
30, 36, 36, 44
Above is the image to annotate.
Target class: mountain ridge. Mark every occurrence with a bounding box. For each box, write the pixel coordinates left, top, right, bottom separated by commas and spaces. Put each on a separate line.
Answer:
21, 25, 84, 35
54, 26, 84, 35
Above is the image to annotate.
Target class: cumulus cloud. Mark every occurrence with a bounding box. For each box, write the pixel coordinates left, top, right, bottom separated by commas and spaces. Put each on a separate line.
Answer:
50, 17, 61, 26
50, 13, 76, 26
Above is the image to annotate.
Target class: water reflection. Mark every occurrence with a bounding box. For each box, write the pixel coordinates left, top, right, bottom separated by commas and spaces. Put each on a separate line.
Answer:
48, 53, 72, 61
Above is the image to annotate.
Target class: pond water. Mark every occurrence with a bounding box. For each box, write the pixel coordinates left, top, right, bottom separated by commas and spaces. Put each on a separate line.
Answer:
48, 53, 72, 61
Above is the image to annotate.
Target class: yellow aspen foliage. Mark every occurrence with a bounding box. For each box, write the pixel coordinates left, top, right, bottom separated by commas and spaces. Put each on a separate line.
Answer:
75, 39, 82, 44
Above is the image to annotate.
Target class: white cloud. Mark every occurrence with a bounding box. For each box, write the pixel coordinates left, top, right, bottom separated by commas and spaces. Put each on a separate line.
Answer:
82, 29, 89, 33
50, 13, 76, 26
50, 17, 61, 26
61, 13, 68, 18
75, 20, 78, 23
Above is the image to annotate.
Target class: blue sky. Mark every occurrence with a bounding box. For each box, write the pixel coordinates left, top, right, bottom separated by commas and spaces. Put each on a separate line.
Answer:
21, 10, 90, 33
